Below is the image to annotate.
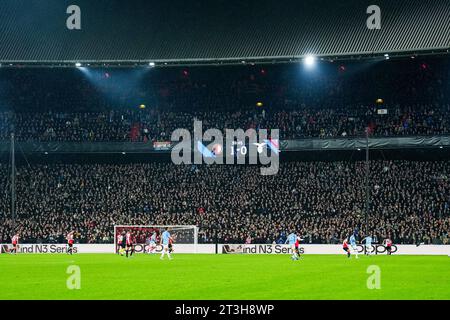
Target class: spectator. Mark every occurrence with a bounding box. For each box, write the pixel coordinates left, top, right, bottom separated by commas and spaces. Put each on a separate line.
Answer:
0, 160, 448, 245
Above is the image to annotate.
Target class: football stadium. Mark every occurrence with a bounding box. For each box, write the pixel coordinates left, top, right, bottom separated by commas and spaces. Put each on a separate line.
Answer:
0, 0, 449, 311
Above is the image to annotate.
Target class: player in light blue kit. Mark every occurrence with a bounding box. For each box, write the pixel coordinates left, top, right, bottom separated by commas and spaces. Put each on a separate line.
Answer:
160, 228, 173, 260
362, 235, 373, 255
349, 234, 359, 259
285, 231, 298, 260
146, 231, 157, 254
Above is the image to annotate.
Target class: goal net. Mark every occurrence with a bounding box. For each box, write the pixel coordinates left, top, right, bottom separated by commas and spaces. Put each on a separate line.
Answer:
113, 225, 198, 254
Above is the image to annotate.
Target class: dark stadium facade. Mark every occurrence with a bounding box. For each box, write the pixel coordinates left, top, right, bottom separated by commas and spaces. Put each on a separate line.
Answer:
0, 0, 449, 65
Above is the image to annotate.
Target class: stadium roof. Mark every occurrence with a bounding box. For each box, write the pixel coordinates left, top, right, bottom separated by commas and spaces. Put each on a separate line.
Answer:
0, 0, 449, 66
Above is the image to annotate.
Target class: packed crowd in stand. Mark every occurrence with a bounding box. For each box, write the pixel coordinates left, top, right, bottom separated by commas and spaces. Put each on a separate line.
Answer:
1, 103, 449, 142
1, 57, 449, 141
0, 57, 449, 247
0, 160, 448, 245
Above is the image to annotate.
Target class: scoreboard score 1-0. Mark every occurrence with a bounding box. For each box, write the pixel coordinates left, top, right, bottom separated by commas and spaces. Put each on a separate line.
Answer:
230, 140, 246, 157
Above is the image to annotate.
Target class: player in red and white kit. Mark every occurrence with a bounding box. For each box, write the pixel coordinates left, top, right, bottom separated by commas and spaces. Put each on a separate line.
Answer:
383, 237, 393, 255
168, 235, 175, 254
343, 238, 351, 258
294, 234, 304, 259
11, 233, 19, 254
125, 231, 134, 258
66, 231, 75, 255
117, 233, 125, 255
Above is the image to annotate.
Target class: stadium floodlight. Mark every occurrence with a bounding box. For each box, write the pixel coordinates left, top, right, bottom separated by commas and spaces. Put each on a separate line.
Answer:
149, 62, 155, 67
384, 54, 390, 60
75, 62, 82, 67
304, 55, 316, 67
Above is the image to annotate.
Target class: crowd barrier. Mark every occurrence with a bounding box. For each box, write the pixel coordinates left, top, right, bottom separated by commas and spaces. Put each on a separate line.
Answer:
1, 243, 449, 255
221, 244, 450, 255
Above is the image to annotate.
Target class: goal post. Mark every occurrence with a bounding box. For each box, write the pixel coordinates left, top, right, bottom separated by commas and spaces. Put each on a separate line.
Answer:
113, 225, 198, 254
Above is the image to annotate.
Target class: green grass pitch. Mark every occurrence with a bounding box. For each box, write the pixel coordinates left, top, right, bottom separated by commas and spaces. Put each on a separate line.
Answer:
0, 254, 449, 300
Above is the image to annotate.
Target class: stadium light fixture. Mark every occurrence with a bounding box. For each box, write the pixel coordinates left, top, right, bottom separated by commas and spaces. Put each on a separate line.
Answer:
75, 62, 82, 67
384, 54, 390, 60
304, 55, 316, 67
149, 62, 155, 67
